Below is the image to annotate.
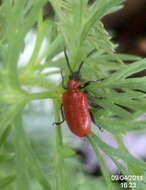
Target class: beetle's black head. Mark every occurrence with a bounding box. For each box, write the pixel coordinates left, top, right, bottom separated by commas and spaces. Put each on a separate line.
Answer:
69, 71, 81, 81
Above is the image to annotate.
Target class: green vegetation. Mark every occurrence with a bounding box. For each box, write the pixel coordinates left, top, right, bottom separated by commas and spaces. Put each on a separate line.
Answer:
0, 0, 146, 189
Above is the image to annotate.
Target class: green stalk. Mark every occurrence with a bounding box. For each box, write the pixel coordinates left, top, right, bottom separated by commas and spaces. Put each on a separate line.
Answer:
14, 103, 52, 190
28, 91, 55, 101
87, 133, 114, 190
53, 100, 66, 190
26, 87, 63, 101
14, 104, 31, 190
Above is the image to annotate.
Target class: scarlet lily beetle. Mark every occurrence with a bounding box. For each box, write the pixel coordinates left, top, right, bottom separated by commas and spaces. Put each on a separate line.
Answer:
54, 48, 102, 137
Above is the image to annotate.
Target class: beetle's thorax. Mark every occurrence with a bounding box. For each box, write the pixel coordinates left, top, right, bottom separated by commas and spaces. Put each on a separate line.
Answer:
67, 80, 81, 91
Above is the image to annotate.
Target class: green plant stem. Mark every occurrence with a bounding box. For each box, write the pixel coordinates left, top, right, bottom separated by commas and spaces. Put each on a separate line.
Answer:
88, 132, 114, 190
14, 104, 31, 190
14, 103, 52, 190
27, 87, 63, 101
28, 91, 55, 100
53, 100, 66, 190
115, 134, 129, 153
0, 125, 11, 148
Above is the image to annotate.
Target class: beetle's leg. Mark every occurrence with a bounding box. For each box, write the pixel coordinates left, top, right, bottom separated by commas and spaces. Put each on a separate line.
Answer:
79, 79, 104, 89
89, 102, 103, 110
53, 104, 65, 125
85, 91, 104, 105
60, 69, 67, 89
89, 110, 103, 132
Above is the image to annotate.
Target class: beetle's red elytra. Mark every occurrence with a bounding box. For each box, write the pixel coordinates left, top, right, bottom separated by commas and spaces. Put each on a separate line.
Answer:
63, 80, 91, 137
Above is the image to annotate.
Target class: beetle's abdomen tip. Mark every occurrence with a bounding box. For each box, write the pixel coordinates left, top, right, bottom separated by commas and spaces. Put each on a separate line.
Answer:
74, 129, 91, 137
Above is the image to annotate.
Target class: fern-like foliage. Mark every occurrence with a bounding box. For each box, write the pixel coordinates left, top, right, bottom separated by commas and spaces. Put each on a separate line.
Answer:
0, 0, 146, 190
49, 0, 125, 67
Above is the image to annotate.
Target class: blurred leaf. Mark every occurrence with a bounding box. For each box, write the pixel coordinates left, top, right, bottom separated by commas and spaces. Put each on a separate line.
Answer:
0, 153, 14, 162
89, 132, 145, 176
59, 145, 76, 158
0, 174, 16, 188
88, 134, 115, 190
0, 125, 11, 147
14, 112, 52, 190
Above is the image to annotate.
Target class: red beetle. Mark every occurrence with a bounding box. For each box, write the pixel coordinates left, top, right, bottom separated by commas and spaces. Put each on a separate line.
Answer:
63, 79, 91, 137
54, 49, 102, 137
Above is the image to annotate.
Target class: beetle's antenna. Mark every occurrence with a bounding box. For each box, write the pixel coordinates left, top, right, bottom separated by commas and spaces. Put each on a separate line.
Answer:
78, 48, 97, 74
64, 47, 73, 74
